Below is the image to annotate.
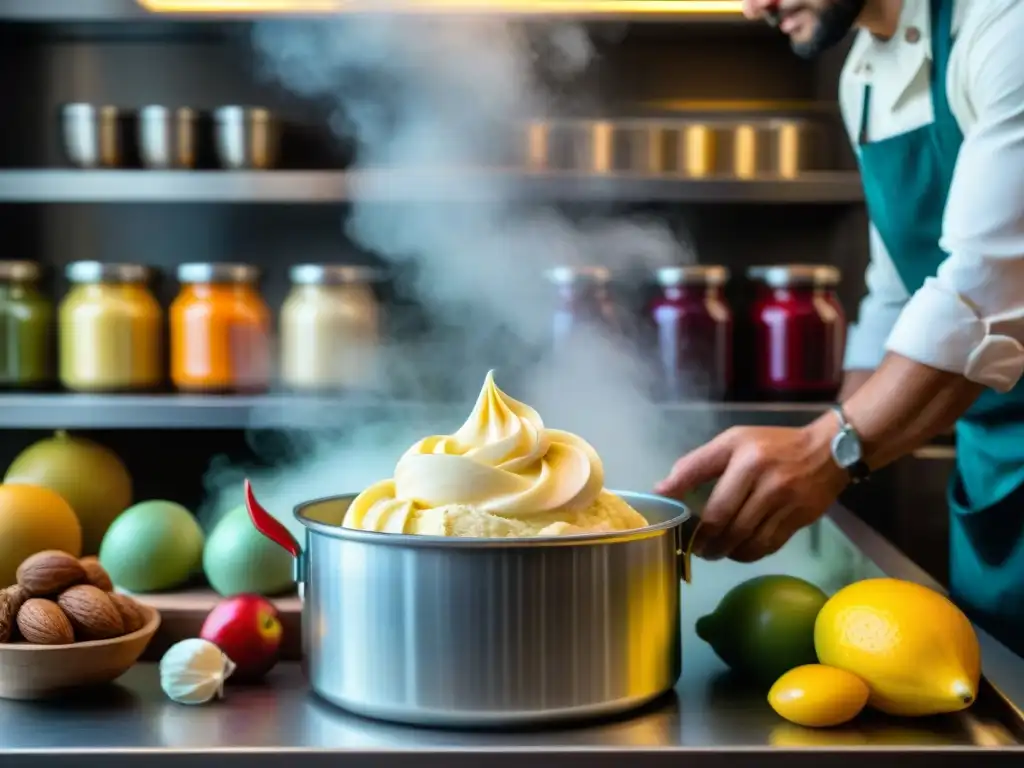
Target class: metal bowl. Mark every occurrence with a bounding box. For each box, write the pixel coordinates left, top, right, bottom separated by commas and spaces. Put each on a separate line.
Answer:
60, 103, 131, 169
213, 106, 280, 170
138, 106, 198, 169
246, 483, 694, 727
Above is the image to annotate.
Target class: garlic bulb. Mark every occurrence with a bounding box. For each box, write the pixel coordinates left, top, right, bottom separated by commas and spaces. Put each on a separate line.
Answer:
160, 638, 236, 705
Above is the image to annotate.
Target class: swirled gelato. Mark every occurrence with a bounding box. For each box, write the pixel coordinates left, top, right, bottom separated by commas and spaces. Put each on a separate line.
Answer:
342, 370, 649, 537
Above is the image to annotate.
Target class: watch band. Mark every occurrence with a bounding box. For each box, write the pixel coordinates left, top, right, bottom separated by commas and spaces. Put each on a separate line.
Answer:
831, 404, 871, 483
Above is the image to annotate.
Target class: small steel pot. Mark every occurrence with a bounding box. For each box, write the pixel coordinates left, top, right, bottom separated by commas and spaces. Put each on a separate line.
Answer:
138, 106, 198, 169
60, 103, 134, 169
245, 481, 695, 727
213, 106, 280, 170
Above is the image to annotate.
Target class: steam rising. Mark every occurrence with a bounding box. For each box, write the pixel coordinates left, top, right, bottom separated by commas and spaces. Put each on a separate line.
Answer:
200, 14, 714, 535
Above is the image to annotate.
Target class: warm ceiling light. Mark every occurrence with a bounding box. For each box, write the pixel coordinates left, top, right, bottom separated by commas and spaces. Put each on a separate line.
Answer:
135, 0, 746, 15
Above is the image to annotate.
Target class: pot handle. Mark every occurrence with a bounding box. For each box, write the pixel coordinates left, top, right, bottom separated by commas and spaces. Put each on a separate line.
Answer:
245, 479, 302, 558
679, 517, 701, 585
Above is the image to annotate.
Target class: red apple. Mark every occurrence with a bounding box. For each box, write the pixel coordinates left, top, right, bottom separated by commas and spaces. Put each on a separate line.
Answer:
200, 594, 282, 682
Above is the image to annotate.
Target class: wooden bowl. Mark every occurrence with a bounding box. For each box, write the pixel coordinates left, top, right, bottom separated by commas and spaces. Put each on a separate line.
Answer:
0, 604, 161, 700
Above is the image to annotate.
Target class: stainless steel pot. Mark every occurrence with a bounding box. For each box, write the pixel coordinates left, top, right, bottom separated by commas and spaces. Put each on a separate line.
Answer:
244, 480, 695, 727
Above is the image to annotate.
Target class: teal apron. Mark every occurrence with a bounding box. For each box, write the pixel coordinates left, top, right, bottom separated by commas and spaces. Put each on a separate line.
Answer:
858, 0, 1024, 654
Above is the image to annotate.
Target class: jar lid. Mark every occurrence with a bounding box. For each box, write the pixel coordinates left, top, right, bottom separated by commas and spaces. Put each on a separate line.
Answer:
177, 263, 260, 285
66, 261, 152, 284
655, 265, 729, 288
746, 265, 840, 288
289, 264, 385, 285
0, 261, 41, 282
544, 266, 611, 286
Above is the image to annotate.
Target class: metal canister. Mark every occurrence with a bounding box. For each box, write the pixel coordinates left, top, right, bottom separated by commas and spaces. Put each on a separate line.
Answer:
280, 264, 384, 392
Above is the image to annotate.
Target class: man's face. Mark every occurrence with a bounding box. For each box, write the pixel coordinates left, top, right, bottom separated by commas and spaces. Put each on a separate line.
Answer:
768, 0, 867, 58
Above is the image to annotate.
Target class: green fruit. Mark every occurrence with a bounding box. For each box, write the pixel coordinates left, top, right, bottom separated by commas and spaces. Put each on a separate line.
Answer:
696, 574, 828, 686
5, 430, 133, 555
203, 504, 294, 597
100, 500, 204, 593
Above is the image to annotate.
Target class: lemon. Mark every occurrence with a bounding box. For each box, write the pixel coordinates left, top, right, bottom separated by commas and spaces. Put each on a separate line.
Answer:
768, 664, 869, 728
814, 578, 980, 716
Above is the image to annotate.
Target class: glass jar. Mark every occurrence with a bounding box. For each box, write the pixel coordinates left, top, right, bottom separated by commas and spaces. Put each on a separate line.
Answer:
748, 265, 846, 400
648, 266, 732, 401
280, 265, 383, 392
171, 263, 271, 394
0, 261, 54, 390
59, 262, 163, 392
545, 266, 624, 353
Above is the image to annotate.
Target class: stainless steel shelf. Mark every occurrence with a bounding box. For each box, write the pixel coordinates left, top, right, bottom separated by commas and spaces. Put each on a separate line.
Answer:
0, 170, 864, 203
0, 0, 751, 23
0, 393, 828, 430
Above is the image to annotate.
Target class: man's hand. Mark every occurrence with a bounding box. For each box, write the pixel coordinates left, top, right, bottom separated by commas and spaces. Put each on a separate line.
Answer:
656, 422, 848, 563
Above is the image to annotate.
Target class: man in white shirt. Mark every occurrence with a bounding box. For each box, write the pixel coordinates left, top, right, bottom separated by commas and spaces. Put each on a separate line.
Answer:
656, 0, 1024, 650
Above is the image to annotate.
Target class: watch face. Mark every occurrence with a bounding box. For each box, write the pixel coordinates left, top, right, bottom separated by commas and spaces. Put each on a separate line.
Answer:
832, 429, 862, 467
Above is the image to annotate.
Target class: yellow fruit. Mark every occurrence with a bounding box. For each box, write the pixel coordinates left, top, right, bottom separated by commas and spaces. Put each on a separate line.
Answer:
5, 431, 133, 555
814, 578, 980, 716
768, 664, 869, 728
0, 483, 82, 586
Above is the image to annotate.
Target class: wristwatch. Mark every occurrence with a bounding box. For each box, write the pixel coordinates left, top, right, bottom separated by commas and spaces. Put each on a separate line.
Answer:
830, 405, 870, 483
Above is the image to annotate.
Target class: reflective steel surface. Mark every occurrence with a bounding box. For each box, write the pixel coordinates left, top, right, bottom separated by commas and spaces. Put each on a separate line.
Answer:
298, 492, 689, 725
1, 506, 1022, 767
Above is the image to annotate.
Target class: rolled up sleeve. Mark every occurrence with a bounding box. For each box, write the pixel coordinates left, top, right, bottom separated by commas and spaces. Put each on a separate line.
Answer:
845, 224, 910, 370
885, 1, 1024, 393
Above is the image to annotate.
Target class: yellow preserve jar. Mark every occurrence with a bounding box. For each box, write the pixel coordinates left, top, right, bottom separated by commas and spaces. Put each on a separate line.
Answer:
59, 262, 163, 392
280, 265, 383, 392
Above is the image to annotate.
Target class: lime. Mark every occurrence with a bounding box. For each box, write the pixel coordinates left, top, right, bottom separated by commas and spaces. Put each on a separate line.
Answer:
696, 574, 827, 686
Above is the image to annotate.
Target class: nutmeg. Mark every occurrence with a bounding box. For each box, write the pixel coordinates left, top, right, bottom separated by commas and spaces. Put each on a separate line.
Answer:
17, 598, 75, 645
0, 591, 14, 643
57, 584, 123, 640
79, 556, 114, 592
108, 592, 148, 635
17, 550, 86, 597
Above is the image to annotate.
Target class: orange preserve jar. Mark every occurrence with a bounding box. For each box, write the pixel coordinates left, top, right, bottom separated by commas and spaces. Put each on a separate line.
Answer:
170, 263, 271, 393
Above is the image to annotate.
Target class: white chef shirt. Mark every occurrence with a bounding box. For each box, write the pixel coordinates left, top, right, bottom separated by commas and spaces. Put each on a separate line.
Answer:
840, 0, 1024, 392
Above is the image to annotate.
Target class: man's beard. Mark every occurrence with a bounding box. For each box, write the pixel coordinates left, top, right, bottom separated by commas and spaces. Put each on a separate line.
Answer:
790, 0, 866, 58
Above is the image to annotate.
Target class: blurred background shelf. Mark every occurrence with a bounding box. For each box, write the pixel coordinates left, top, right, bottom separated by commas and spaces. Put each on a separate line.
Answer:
0, 393, 830, 430
0, 170, 864, 203
0, 0, 753, 23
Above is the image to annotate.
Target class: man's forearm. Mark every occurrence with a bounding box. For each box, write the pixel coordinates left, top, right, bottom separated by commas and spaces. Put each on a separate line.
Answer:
838, 369, 873, 402
806, 353, 983, 472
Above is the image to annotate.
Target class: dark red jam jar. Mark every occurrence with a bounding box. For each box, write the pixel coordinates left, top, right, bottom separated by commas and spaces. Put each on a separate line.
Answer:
747, 265, 846, 400
545, 266, 624, 352
647, 265, 733, 401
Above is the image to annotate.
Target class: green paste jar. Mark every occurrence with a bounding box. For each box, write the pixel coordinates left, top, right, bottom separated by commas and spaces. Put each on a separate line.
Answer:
0, 261, 53, 389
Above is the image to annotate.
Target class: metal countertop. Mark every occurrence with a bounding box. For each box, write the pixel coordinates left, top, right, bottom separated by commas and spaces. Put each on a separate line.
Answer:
1, 506, 1023, 768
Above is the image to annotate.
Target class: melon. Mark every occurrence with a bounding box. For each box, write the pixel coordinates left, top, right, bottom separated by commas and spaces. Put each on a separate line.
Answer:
0, 483, 82, 586
5, 431, 133, 555
203, 504, 294, 597
100, 500, 204, 593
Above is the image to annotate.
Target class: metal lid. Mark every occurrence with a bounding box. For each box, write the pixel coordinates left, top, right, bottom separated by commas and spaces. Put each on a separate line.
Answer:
0, 261, 41, 282
66, 261, 152, 284
177, 263, 260, 285
544, 266, 611, 286
289, 264, 386, 286
655, 265, 729, 288
746, 265, 841, 288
